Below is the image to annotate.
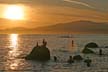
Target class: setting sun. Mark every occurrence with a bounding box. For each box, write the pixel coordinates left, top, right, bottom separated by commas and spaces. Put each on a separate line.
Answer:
4, 5, 24, 20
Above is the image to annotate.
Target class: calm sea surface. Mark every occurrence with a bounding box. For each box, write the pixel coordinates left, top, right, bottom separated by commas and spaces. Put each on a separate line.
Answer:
0, 34, 108, 72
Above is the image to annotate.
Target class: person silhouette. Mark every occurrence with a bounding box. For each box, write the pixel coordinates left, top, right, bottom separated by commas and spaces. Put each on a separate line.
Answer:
84, 57, 92, 67
67, 56, 74, 64
53, 56, 57, 62
99, 48, 102, 56
72, 40, 74, 47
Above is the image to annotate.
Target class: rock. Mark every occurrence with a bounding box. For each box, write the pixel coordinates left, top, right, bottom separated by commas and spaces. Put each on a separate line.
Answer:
105, 46, 108, 48
85, 42, 98, 48
73, 55, 83, 61
84, 57, 92, 67
82, 47, 94, 54
25, 39, 50, 61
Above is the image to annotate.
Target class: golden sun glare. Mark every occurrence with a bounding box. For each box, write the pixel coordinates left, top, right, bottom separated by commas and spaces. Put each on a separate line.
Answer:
4, 5, 24, 20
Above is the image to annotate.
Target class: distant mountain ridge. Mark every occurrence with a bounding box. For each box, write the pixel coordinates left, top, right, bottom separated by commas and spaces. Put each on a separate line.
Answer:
34, 20, 108, 34
0, 20, 108, 34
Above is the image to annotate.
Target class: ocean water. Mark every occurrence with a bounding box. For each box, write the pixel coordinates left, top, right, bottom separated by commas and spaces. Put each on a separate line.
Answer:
0, 34, 108, 72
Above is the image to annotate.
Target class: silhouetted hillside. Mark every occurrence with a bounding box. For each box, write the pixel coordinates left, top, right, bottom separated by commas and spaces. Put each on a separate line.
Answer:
0, 20, 108, 34
34, 20, 108, 34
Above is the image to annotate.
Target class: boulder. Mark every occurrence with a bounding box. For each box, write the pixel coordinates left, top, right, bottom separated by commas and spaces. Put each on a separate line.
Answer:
82, 47, 94, 54
25, 40, 50, 61
73, 55, 83, 61
105, 46, 108, 48
85, 42, 98, 48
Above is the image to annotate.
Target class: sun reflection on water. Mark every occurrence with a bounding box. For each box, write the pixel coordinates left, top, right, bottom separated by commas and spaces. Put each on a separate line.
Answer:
9, 34, 19, 57
10, 34, 18, 48
8, 34, 20, 70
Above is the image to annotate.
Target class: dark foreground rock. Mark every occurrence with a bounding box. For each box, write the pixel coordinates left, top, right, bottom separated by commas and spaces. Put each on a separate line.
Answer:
25, 39, 50, 61
85, 42, 99, 48
73, 55, 83, 61
82, 47, 95, 54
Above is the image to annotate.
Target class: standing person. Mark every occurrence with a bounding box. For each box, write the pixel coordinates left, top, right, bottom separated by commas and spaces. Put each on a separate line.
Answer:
67, 56, 74, 64
72, 40, 74, 47
99, 48, 102, 56
84, 57, 92, 67
53, 56, 57, 62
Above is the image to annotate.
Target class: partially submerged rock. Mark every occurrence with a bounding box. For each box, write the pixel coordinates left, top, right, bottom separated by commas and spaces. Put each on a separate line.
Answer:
84, 57, 92, 67
73, 55, 83, 61
105, 46, 108, 48
25, 39, 50, 61
82, 47, 94, 54
85, 42, 99, 48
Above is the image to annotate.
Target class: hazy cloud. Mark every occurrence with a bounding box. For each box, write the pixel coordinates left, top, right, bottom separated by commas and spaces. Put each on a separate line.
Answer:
63, 0, 94, 9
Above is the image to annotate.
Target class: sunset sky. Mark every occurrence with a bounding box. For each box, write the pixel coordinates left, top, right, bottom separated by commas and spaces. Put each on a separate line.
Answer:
0, 0, 108, 29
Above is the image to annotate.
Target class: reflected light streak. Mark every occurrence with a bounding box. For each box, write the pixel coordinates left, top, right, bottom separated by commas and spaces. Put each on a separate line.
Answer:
10, 62, 18, 70
10, 34, 18, 48
9, 34, 19, 58
8, 34, 21, 70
